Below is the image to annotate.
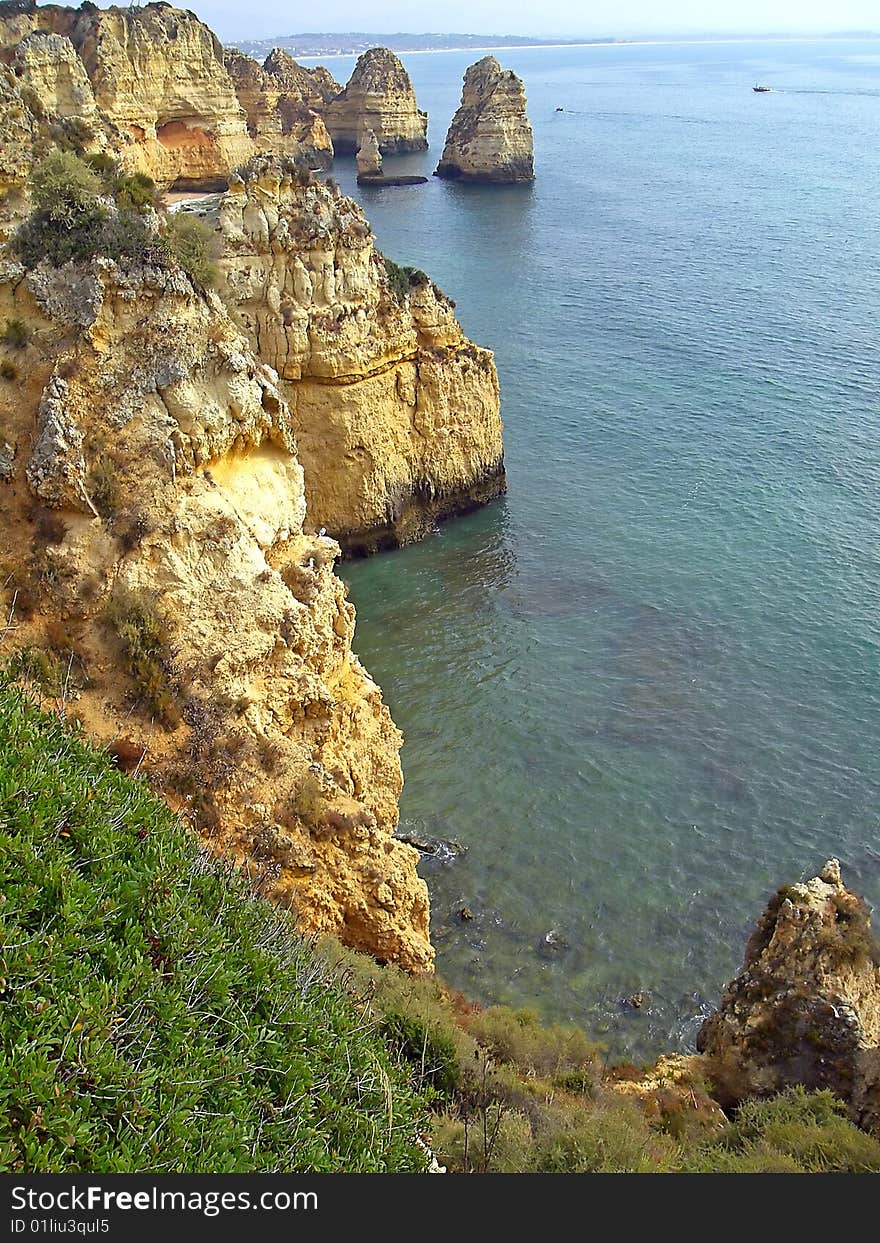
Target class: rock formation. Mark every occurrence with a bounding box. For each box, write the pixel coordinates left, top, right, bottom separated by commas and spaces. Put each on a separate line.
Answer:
436, 56, 534, 183
0, 245, 433, 972
224, 48, 335, 168
697, 860, 880, 1136
356, 128, 382, 182
324, 48, 428, 155
216, 159, 504, 552
0, 2, 254, 189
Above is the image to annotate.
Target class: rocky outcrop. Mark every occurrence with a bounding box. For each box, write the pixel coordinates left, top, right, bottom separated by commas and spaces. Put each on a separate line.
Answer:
0, 248, 433, 972
356, 128, 382, 182
0, 2, 254, 188
216, 159, 504, 552
0, 64, 41, 234
224, 48, 334, 168
262, 47, 342, 113
697, 860, 880, 1136
436, 56, 534, 183
324, 48, 427, 155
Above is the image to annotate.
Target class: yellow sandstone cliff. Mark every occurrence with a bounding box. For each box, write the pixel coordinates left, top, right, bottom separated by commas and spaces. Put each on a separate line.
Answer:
224, 48, 336, 168
216, 159, 504, 551
0, 248, 433, 971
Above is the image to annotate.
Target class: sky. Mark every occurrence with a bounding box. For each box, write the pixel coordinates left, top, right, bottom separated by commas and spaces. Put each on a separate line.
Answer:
190, 1, 880, 41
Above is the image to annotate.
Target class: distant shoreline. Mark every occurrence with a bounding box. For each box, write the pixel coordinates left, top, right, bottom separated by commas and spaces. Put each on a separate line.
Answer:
231, 35, 880, 62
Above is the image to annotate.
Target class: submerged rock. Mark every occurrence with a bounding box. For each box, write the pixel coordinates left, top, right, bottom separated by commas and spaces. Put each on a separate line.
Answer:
697, 860, 880, 1135
435, 56, 534, 184
395, 825, 467, 863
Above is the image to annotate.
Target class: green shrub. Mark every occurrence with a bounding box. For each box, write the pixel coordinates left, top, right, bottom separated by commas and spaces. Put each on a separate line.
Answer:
87, 455, 121, 520
166, 213, 217, 288
381, 1012, 462, 1100
686, 1088, 880, 1173
468, 1006, 600, 1080
4, 647, 65, 696
114, 172, 158, 212
382, 256, 430, 302
0, 360, 17, 381
0, 681, 427, 1172
30, 151, 103, 227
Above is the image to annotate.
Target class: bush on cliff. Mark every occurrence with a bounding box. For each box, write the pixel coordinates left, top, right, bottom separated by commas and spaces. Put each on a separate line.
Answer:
0, 681, 427, 1173
12, 153, 214, 288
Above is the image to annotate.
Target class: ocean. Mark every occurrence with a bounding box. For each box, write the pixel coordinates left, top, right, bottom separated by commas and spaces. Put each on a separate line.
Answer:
321, 39, 880, 1058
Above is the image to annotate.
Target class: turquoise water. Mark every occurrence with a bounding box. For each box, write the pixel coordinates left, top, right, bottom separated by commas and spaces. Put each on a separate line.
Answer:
327, 41, 880, 1058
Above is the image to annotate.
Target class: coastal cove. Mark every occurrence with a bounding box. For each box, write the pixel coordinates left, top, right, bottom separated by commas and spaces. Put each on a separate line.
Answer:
337, 39, 880, 1059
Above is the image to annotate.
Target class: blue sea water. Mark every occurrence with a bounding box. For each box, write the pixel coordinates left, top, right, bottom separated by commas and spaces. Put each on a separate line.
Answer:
321, 40, 880, 1057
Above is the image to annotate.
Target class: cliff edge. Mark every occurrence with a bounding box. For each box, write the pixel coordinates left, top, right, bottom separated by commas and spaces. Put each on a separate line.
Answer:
216, 158, 505, 552
0, 231, 433, 971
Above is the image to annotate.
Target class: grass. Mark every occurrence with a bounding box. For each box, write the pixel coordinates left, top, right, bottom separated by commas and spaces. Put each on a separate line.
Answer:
0, 681, 427, 1173
103, 588, 180, 730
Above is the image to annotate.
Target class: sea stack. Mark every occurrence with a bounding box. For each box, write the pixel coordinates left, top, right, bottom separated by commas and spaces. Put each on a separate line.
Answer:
697, 860, 880, 1137
356, 128, 382, 182
435, 56, 534, 183
324, 47, 428, 154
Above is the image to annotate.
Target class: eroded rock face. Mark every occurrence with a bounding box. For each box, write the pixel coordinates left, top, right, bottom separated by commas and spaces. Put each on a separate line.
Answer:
0, 2, 254, 188
436, 56, 534, 183
324, 48, 427, 155
0, 250, 433, 972
697, 860, 880, 1135
356, 128, 382, 181
216, 159, 505, 551
224, 48, 334, 168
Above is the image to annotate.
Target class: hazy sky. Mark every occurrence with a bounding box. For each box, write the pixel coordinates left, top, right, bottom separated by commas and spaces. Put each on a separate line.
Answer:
194, 1, 880, 41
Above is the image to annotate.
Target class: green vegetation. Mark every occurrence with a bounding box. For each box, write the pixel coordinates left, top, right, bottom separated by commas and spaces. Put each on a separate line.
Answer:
681, 1089, 880, 1173
103, 588, 180, 729
11, 153, 214, 288
319, 940, 880, 1173
1, 681, 878, 1174
0, 682, 426, 1172
382, 255, 430, 302
165, 212, 217, 288
3, 646, 66, 696
87, 454, 121, 521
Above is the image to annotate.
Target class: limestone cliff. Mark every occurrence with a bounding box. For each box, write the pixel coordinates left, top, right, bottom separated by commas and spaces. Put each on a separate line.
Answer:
224, 48, 334, 168
0, 247, 433, 971
0, 29, 108, 232
697, 860, 880, 1136
436, 57, 534, 183
0, 2, 254, 188
215, 159, 504, 551
324, 48, 428, 155
356, 128, 382, 182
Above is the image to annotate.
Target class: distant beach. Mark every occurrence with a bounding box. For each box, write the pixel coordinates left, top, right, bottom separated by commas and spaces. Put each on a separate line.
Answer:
284, 35, 880, 63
